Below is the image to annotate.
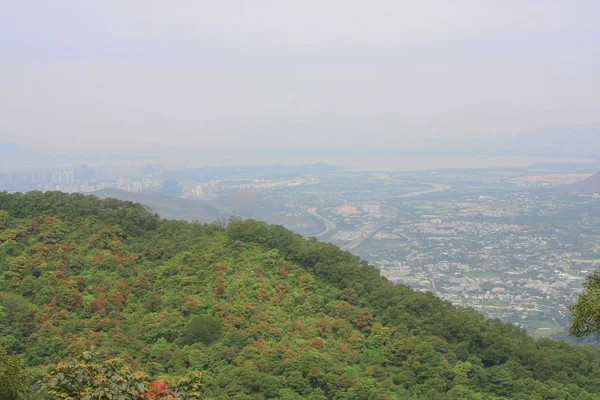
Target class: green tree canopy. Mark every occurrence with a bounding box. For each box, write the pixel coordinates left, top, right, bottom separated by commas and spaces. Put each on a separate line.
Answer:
183, 315, 223, 345
0, 351, 32, 400
570, 271, 600, 337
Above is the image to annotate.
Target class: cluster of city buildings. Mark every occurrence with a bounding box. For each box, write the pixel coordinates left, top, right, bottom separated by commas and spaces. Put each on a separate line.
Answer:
367, 193, 599, 336
0, 164, 185, 195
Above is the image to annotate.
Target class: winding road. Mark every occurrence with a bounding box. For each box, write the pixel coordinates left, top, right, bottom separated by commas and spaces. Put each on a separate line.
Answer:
308, 206, 337, 237
343, 205, 399, 250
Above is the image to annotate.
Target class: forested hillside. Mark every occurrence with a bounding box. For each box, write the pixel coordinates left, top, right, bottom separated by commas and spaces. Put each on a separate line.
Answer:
92, 188, 222, 222
2, 191, 600, 399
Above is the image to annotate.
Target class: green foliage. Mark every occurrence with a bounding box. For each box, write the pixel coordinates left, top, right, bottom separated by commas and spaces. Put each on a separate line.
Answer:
0, 191, 159, 237
0, 351, 32, 400
1, 192, 600, 399
570, 271, 600, 337
1, 293, 34, 323
38, 351, 204, 399
183, 315, 223, 345
38, 351, 149, 400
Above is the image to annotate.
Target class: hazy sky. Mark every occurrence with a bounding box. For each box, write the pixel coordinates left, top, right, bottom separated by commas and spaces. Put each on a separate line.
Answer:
1, 1, 599, 152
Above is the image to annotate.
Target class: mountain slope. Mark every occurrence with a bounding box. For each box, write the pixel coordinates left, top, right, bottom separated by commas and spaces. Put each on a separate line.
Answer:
209, 189, 282, 216
560, 172, 600, 195
92, 187, 222, 222
1, 191, 600, 399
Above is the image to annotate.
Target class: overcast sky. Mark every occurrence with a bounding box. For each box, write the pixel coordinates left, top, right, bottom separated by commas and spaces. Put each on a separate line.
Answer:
1, 1, 599, 152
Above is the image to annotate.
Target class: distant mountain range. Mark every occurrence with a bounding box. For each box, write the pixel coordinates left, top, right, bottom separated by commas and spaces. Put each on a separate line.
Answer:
1, 128, 599, 171
92, 188, 222, 222
560, 173, 600, 195
158, 163, 339, 182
